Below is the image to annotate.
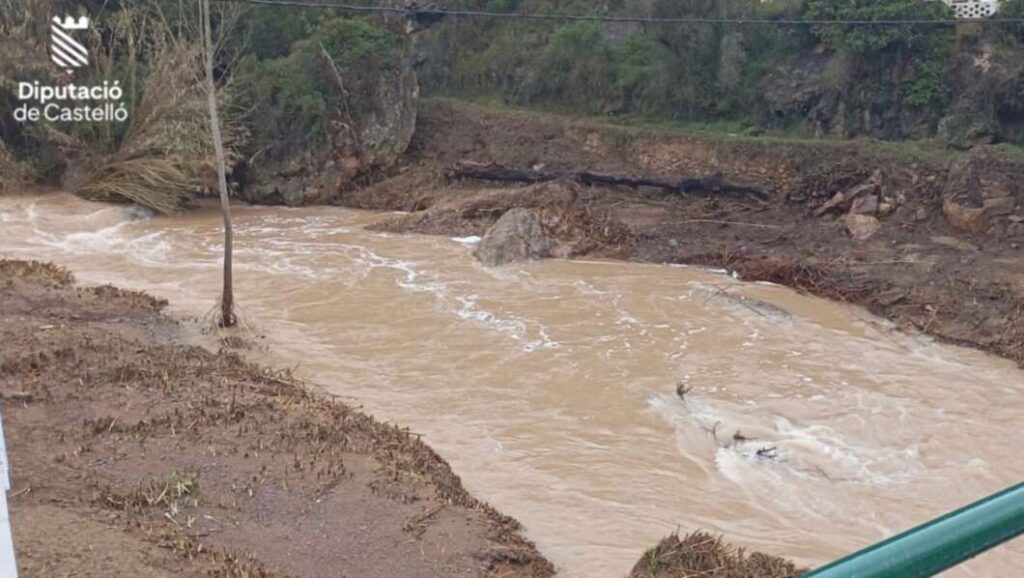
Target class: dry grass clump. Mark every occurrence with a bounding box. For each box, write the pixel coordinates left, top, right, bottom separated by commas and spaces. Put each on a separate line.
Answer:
85, 284, 168, 311
76, 157, 196, 215
75, 40, 209, 213
72, 7, 245, 213
0, 259, 75, 288
98, 471, 200, 515
629, 531, 806, 578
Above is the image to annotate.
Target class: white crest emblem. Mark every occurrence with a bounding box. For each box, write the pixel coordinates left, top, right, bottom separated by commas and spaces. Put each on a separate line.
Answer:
51, 16, 90, 74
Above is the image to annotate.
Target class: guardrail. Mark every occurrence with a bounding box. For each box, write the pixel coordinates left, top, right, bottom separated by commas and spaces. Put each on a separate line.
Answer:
0, 409, 16, 577
805, 481, 1024, 577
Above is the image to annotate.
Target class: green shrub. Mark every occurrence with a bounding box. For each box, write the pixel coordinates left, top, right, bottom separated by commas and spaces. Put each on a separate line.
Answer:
804, 0, 955, 112
239, 16, 403, 148
534, 22, 616, 111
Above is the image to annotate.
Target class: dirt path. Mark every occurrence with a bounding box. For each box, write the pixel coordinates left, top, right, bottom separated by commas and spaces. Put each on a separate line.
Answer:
0, 259, 553, 578
345, 99, 1024, 367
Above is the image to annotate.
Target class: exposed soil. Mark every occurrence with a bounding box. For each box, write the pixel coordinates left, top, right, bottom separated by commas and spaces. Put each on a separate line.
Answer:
0, 259, 553, 578
344, 99, 1024, 367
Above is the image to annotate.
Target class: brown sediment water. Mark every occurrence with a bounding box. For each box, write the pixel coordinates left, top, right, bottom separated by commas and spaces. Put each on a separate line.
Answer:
2, 193, 1022, 577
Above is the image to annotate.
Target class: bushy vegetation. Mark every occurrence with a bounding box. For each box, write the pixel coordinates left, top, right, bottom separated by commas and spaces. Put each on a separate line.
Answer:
415, 0, 1024, 141
1, 0, 406, 205
237, 11, 405, 149
805, 0, 955, 113
422, 0, 805, 119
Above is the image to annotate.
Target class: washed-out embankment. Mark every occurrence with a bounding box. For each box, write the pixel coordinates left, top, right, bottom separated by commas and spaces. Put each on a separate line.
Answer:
0, 259, 555, 578
335, 99, 1024, 369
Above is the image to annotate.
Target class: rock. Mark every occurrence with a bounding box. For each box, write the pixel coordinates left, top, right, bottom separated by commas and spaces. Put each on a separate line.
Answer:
849, 182, 879, 200
943, 197, 986, 233
983, 196, 1016, 218
877, 202, 895, 218
916, 207, 929, 221
931, 235, 980, 252
945, 148, 1020, 203
841, 213, 881, 241
475, 207, 580, 266
816, 181, 879, 217
850, 194, 880, 215
941, 148, 1023, 232
814, 192, 847, 217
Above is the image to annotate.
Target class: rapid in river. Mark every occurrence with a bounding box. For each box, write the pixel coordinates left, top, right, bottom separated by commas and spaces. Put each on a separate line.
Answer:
2, 193, 1022, 577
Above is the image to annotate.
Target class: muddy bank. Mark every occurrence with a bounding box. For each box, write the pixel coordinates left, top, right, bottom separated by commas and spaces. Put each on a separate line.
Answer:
344, 99, 1024, 366
0, 259, 552, 577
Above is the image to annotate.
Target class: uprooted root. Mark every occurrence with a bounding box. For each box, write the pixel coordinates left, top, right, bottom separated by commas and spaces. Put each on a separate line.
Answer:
201, 299, 264, 350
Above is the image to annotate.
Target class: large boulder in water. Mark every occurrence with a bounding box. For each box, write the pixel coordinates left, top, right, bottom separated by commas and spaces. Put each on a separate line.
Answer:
240, 17, 418, 206
475, 206, 582, 266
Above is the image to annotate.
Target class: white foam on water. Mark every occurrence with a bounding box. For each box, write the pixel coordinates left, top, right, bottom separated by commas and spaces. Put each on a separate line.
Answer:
651, 390, 924, 496
341, 244, 560, 352
37, 220, 171, 267
451, 235, 482, 245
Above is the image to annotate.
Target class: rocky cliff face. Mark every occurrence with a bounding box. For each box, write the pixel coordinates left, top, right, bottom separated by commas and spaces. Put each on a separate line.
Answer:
758, 25, 1024, 145
240, 20, 419, 206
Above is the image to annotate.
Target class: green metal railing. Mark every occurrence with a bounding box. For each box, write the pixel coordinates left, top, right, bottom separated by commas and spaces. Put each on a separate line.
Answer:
805, 482, 1024, 577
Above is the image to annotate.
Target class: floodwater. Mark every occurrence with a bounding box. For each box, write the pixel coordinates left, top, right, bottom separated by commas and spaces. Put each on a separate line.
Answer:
2, 193, 1022, 577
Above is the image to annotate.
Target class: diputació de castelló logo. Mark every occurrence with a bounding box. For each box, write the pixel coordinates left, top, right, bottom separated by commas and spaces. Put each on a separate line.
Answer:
11, 13, 128, 124
50, 15, 90, 74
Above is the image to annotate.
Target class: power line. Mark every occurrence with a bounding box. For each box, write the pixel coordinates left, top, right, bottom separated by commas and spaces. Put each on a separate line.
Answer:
212, 0, 1024, 26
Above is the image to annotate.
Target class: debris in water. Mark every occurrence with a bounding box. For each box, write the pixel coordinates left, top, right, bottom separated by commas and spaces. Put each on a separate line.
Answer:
675, 380, 693, 402
732, 430, 755, 443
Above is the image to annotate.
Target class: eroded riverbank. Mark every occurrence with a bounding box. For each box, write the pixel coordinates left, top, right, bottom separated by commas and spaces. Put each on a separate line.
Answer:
345, 100, 1024, 368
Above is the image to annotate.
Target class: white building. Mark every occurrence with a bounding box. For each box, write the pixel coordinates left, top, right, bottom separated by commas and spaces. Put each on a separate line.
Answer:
943, 0, 1002, 19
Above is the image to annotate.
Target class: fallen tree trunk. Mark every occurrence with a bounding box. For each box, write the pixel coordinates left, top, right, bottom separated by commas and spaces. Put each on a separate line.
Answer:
447, 161, 771, 202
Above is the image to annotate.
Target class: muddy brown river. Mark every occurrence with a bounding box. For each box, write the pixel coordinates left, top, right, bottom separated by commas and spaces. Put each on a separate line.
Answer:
2, 193, 1023, 576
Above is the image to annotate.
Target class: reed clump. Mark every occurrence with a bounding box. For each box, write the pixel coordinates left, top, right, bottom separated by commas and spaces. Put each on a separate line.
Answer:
71, 7, 244, 213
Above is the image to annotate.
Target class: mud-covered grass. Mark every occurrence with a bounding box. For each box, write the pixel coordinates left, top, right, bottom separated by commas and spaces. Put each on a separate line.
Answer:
629, 532, 806, 578
1, 260, 553, 578
0, 259, 75, 288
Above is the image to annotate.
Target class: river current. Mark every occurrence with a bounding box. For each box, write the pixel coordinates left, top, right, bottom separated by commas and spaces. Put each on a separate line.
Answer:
2, 193, 1022, 576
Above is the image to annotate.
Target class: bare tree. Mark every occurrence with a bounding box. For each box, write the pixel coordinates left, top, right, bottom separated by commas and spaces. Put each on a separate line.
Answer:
200, 0, 235, 327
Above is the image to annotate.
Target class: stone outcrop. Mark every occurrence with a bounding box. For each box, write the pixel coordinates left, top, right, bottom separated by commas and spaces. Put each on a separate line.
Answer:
475, 205, 583, 266
841, 213, 882, 241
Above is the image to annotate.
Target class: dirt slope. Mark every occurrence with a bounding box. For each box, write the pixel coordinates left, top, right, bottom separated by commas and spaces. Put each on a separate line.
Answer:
0, 259, 553, 578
